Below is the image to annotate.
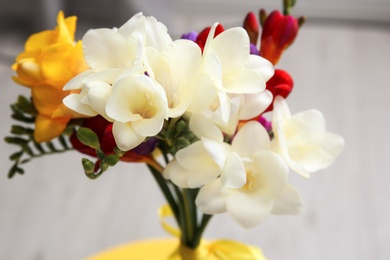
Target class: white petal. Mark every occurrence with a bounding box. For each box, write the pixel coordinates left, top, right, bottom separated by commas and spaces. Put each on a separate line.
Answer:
84, 68, 126, 85
232, 121, 270, 158
201, 137, 229, 170
272, 96, 291, 123
63, 92, 97, 117
63, 70, 93, 90
187, 168, 222, 188
271, 184, 303, 215
117, 12, 144, 36
321, 132, 345, 161
186, 73, 217, 113
84, 81, 113, 120
152, 40, 202, 117
83, 28, 136, 71
196, 179, 227, 214
245, 55, 275, 82
291, 109, 326, 133
131, 114, 165, 136
218, 92, 231, 123
189, 113, 223, 142
223, 69, 265, 94
221, 153, 246, 189
163, 160, 190, 188
112, 121, 145, 151
226, 191, 273, 229
238, 90, 273, 120
211, 27, 250, 73
176, 141, 220, 172
252, 151, 288, 197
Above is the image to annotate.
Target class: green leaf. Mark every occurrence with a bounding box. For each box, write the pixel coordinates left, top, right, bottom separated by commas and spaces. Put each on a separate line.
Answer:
77, 127, 100, 149
9, 151, 23, 161
33, 141, 45, 154
16, 95, 37, 115
58, 135, 69, 149
4, 136, 29, 145
46, 141, 57, 152
11, 125, 34, 135
8, 164, 24, 178
103, 154, 119, 166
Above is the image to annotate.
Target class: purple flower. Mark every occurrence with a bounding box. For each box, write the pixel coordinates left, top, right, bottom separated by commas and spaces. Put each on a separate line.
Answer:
181, 31, 198, 42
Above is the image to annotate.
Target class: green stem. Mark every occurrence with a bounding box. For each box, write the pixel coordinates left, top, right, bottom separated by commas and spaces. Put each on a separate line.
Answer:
182, 188, 195, 247
283, 0, 295, 15
192, 214, 213, 247
147, 165, 180, 225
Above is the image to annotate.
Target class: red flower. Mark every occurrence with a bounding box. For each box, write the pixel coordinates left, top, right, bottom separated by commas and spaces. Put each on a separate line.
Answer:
264, 69, 294, 112
70, 116, 157, 163
260, 10, 298, 65
195, 24, 225, 51
243, 11, 259, 45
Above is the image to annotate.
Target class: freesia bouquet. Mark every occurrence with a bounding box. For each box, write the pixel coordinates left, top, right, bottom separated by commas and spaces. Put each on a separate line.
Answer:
5, 0, 344, 259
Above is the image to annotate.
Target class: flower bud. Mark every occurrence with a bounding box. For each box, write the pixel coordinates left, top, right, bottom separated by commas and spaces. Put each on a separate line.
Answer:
264, 69, 294, 112
243, 11, 259, 45
260, 10, 298, 65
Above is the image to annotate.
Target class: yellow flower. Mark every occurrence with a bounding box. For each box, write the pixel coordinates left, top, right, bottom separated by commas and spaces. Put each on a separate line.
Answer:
12, 11, 89, 142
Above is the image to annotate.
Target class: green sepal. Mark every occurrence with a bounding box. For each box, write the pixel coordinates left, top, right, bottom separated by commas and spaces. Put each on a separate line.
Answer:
82, 158, 95, 175
103, 154, 119, 166
77, 127, 100, 149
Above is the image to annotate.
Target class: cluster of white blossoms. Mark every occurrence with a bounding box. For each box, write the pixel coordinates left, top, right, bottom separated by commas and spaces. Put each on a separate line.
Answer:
63, 13, 344, 228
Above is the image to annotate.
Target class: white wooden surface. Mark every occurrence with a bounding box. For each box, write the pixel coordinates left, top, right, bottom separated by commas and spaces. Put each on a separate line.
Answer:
1, 10, 390, 260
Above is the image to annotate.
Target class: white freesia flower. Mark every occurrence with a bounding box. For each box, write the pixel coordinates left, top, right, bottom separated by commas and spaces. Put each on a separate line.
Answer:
83, 12, 171, 72
196, 121, 303, 229
164, 114, 246, 188
105, 72, 168, 151
197, 23, 274, 134
63, 12, 172, 116
147, 39, 211, 118
271, 96, 345, 178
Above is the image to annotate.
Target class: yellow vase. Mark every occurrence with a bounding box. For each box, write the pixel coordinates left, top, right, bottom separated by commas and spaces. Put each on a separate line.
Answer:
86, 238, 266, 260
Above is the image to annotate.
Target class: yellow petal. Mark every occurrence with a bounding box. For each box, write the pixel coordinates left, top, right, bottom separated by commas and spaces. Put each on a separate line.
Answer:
40, 43, 74, 84
25, 30, 56, 51
56, 11, 77, 44
34, 114, 70, 143
32, 84, 70, 116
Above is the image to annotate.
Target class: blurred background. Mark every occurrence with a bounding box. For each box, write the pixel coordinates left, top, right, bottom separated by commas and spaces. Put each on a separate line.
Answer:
1, 0, 390, 259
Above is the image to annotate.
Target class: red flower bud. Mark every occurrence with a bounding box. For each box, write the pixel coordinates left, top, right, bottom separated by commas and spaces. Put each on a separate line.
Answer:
243, 12, 259, 45
264, 69, 293, 112
260, 10, 298, 65
195, 24, 225, 51
70, 116, 156, 163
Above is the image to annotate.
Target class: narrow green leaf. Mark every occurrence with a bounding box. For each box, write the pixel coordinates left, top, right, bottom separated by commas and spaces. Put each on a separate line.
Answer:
9, 151, 23, 161
46, 141, 57, 152
11, 125, 34, 135
58, 135, 69, 149
33, 141, 45, 154
17, 95, 37, 115
22, 145, 34, 156
4, 136, 29, 145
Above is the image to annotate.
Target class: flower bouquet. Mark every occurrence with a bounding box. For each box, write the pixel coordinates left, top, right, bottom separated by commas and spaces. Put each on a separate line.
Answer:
5, 0, 344, 259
